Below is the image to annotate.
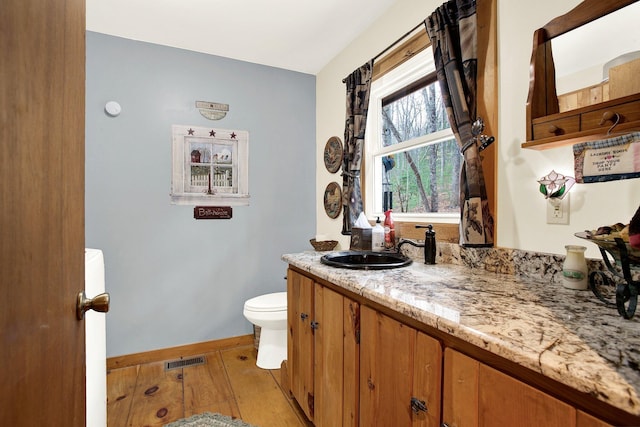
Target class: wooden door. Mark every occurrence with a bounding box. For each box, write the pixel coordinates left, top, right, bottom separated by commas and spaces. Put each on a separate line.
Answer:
413, 331, 443, 426
442, 348, 479, 426
287, 270, 315, 421
479, 362, 575, 426
313, 285, 359, 427
443, 348, 576, 427
360, 307, 442, 426
0, 0, 86, 425
577, 410, 614, 427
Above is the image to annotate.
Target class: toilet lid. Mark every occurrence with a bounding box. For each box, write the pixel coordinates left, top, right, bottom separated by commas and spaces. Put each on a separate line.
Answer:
244, 291, 287, 312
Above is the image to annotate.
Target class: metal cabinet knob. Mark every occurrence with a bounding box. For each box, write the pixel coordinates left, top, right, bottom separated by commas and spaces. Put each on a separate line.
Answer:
300, 313, 308, 321
76, 291, 110, 320
410, 397, 427, 413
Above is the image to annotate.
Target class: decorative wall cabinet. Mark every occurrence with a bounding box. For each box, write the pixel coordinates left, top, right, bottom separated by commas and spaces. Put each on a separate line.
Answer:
523, 0, 640, 150
171, 125, 249, 206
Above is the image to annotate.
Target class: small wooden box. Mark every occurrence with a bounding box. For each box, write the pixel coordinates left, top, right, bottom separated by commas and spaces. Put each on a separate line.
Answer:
350, 228, 372, 251
609, 58, 640, 100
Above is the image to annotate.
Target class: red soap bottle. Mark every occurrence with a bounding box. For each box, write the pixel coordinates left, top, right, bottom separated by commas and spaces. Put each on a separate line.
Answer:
384, 209, 395, 250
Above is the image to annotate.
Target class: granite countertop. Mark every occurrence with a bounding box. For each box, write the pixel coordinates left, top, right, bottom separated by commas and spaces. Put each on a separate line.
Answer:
282, 251, 640, 416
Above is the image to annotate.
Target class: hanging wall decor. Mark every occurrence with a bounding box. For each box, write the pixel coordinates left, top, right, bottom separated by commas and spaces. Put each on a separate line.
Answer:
171, 125, 249, 206
574, 131, 640, 183
196, 101, 229, 120
324, 136, 343, 174
323, 182, 342, 219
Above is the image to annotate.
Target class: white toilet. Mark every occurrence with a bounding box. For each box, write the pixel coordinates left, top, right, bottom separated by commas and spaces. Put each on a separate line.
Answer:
243, 292, 288, 369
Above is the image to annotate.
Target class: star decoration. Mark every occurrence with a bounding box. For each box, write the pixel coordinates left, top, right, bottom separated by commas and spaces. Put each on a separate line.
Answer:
188, 128, 195, 135
230, 132, 237, 139
209, 130, 216, 137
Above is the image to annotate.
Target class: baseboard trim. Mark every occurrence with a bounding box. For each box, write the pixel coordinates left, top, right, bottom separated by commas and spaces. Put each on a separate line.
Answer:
106, 334, 254, 370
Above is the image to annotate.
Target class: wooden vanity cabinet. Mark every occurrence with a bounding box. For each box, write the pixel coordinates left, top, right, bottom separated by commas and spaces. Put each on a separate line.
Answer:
442, 348, 613, 427
286, 269, 359, 426
359, 307, 442, 427
287, 267, 620, 426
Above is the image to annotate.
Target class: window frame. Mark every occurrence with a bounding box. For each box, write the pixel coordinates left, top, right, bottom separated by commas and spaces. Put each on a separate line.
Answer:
364, 48, 460, 224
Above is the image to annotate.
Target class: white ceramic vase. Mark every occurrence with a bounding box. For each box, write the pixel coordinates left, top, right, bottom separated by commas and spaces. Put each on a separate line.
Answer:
562, 245, 589, 290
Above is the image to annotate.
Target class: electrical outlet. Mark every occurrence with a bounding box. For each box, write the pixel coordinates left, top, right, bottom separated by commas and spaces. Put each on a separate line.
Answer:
546, 195, 570, 224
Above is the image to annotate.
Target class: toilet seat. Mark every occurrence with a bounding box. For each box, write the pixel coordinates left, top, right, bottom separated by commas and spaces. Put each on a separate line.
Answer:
244, 292, 287, 312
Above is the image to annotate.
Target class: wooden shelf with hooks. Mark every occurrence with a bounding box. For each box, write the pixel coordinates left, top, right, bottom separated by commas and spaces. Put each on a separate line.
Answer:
522, 93, 640, 149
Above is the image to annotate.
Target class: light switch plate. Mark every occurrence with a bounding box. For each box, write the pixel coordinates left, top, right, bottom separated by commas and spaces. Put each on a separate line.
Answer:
546, 195, 570, 224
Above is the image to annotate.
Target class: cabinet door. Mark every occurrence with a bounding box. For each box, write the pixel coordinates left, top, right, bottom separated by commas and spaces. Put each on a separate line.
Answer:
287, 270, 315, 421
314, 285, 359, 427
577, 410, 613, 427
443, 348, 575, 427
442, 348, 479, 426
360, 307, 442, 426
479, 362, 575, 427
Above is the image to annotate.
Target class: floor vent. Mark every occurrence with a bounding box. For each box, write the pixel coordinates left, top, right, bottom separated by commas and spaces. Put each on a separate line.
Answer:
165, 355, 206, 371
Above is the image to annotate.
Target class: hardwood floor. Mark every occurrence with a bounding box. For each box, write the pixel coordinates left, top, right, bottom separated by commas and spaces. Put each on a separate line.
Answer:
107, 344, 312, 426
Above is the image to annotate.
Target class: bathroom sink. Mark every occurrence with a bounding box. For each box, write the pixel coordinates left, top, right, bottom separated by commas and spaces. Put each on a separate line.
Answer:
320, 251, 413, 270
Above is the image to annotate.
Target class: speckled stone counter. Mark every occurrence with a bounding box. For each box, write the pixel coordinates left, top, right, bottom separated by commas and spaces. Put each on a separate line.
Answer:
282, 246, 640, 417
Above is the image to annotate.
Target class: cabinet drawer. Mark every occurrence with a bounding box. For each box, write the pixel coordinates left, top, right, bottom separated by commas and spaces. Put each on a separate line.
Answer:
582, 99, 640, 132
532, 115, 580, 140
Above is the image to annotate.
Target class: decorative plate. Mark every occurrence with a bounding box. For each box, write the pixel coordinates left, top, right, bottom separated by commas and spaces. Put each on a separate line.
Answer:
323, 182, 342, 219
324, 136, 343, 174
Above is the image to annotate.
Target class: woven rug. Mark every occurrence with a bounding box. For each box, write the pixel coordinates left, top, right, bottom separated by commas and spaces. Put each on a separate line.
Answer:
164, 412, 257, 427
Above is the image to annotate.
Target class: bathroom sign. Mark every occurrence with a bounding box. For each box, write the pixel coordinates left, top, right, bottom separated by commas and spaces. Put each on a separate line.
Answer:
194, 206, 232, 220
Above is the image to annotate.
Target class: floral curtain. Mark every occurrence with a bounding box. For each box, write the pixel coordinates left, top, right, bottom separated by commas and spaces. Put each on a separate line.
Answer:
341, 61, 374, 235
426, 0, 494, 246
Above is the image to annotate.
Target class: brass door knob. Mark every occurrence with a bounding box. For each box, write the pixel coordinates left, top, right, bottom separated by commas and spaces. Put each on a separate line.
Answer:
76, 291, 110, 320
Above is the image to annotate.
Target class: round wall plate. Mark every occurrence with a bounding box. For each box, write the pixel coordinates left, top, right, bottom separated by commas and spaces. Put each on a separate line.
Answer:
324, 136, 343, 174
323, 182, 342, 219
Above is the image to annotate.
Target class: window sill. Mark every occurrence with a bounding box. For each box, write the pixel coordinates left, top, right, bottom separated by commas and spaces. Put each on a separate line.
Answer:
366, 217, 460, 243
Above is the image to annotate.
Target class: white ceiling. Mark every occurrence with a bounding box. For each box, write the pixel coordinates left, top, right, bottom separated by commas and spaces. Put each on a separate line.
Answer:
86, 0, 399, 75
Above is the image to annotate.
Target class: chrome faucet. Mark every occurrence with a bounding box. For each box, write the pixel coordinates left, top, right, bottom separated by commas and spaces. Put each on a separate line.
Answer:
397, 225, 436, 264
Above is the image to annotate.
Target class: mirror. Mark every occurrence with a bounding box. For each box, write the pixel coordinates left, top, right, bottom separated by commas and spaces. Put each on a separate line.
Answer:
524, 0, 640, 148
552, 2, 640, 100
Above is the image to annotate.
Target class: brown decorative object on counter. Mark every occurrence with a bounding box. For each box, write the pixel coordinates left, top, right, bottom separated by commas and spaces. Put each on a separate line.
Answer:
349, 228, 372, 251
310, 238, 338, 251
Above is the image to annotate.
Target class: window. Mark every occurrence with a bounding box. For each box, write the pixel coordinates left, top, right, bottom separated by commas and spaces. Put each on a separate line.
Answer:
365, 49, 459, 223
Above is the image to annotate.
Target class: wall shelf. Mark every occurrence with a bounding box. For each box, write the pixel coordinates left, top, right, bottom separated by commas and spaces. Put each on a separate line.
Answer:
522, 93, 640, 150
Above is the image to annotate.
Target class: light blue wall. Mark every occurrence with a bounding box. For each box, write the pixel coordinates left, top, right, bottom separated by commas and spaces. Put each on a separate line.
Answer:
85, 32, 316, 357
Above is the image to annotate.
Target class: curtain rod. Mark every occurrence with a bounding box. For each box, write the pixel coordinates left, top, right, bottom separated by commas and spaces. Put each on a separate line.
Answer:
343, 20, 426, 83
373, 20, 426, 62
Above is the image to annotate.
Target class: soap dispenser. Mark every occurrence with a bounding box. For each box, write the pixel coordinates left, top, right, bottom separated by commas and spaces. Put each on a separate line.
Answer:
372, 217, 385, 252
425, 224, 436, 264
384, 210, 395, 250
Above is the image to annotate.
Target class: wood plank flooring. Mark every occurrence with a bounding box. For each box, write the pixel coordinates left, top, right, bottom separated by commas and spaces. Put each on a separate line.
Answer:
107, 344, 312, 427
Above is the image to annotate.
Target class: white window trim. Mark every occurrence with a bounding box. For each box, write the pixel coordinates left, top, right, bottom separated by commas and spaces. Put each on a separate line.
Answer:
365, 49, 459, 224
